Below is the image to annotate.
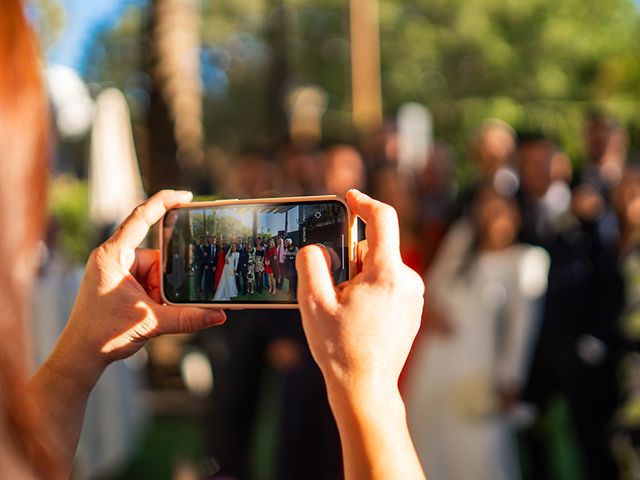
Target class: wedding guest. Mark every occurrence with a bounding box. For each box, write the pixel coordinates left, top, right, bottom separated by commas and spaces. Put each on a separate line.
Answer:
284, 238, 299, 299
324, 144, 366, 196
581, 112, 628, 197
246, 244, 256, 295
519, 133, 624, 480
276, 236, 286, 289
266, 238, 278, 295
214, 238, 226, 291
371, 165, 422, 272
452, 119, 518, 221
417, 141, 457, 271
611, 168, 640, 475
237, 238, 249, 295
255, 238, 265, 293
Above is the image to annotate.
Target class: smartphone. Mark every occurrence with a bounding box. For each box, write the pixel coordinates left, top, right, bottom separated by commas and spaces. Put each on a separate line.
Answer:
160, 195, 357, 309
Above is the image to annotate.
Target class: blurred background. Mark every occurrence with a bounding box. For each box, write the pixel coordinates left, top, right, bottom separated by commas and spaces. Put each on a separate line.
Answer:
29, 0, 640, 478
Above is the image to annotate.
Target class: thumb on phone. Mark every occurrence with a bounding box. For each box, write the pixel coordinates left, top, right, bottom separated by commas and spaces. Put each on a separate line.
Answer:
296, 244, 337, 314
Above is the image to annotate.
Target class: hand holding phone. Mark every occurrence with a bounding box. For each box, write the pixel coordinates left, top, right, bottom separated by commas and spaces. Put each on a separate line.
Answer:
296, 190, 426, 479
161, 195, 357, 308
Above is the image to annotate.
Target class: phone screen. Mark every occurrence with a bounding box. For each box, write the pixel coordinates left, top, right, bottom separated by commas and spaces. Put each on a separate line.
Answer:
162, 200, 349, 304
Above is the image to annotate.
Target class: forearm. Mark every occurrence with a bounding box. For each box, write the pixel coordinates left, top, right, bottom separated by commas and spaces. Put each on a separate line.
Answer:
28, 329, 106, 475
326, 379, 425, 480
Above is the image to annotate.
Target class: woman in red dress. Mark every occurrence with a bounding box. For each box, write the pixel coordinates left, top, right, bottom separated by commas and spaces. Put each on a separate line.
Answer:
265, 237, 277, 295
214, 237, 226, 290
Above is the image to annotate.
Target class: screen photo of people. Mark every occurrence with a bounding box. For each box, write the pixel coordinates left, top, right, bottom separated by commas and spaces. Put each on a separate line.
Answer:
162, 201, 348, 303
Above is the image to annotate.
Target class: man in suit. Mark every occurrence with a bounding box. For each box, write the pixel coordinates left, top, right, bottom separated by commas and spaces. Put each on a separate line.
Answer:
204, 236, 218, 299
517, 133, 623, 480
284, 238, 299, 300
193, 236, 207, 299
236, 237, 249, 295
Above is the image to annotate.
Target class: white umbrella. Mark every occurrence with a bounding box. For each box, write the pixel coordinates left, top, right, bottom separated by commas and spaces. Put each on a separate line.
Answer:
89, 87, 146, 228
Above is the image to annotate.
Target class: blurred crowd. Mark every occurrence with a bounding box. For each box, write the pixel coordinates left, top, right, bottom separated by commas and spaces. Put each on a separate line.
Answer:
193, 111, 640, 480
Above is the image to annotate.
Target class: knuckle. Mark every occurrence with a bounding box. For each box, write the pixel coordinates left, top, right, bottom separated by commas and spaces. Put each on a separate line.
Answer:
132, 204, 147, 221
407, 268, 426, 296
89, 244, 110, 264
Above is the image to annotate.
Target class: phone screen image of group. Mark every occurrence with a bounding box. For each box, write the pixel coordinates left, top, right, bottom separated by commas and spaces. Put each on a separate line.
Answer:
162, 200, 348, 304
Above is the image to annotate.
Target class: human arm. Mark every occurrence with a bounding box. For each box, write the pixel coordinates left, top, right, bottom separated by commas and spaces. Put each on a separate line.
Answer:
28, 190, 226, 475
296, 189, 426, 480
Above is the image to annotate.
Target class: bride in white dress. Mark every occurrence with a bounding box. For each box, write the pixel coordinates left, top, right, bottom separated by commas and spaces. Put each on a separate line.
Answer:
405, 188, 550, 480
214, 243, 239, 301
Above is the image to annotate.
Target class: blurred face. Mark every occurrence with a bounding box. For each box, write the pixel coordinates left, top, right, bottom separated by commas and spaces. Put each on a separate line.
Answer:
372, 168, 413, 223
477, 194, 520, 250
199, 237, 205, 244
284, 149, 323, 192
474, 126, 515, 176
422, 144, 454, 192
550, 152, 573, 184
518, 141, 553, 199
277, 237, 283, 246
236, 155, 274, 197
325, 146, 365, 195
614, 171, 640, 230
269, 238, 275, 247
585, 118, 613, 163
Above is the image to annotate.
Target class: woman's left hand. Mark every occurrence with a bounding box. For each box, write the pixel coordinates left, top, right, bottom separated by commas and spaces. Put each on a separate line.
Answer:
48, 190, 226, 386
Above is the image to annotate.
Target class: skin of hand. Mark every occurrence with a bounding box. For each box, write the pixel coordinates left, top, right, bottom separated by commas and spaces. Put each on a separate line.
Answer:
29, 190, 226, 475
296, 189, 426, 480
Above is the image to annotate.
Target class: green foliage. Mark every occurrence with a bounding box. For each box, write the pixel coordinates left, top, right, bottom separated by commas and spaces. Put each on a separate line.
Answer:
190, 212, 251, 239
377, 0, 640, 162
56, 0, 640, 165
48, 176, 97, 264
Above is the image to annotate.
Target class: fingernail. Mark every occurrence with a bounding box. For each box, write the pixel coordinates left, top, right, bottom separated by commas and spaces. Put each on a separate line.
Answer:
205, 312, 223, 324
176, 190, 193, 200
349, 189, 368, 199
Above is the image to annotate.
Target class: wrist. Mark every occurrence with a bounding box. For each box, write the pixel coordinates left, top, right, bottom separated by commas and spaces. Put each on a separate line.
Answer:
325, 374, 405, 423
44, 327, 107, 395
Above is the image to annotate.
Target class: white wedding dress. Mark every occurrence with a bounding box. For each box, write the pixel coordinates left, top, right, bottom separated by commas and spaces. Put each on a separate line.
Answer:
214, 251, 239, 301
405, 220, 550, 480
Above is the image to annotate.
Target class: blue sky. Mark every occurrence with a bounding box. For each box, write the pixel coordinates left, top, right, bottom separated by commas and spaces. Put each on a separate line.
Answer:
45, 0, 146, 73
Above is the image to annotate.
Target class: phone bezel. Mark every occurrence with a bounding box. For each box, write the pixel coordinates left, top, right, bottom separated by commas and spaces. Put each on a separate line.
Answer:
159, 195, 357, 309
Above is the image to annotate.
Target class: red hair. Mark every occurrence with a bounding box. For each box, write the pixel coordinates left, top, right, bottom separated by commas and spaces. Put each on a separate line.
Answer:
0, 0, 59, 476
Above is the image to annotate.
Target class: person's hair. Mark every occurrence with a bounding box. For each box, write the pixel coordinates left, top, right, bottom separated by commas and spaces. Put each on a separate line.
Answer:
516, 131, 556, 150
0, 0, 59, 477
455, 187, 519, 279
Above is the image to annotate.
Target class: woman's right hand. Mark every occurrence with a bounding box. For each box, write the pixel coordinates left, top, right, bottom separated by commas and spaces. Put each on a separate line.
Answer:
296, 190, 426, 479
297, 190, 424, 393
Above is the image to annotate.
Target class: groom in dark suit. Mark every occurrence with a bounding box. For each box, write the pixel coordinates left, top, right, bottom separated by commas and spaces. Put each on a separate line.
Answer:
204, 236, 218, 299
